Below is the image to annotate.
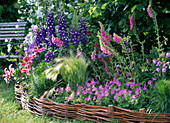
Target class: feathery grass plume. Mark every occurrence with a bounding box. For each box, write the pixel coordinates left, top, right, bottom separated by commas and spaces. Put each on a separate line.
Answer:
45, 51, 88, 91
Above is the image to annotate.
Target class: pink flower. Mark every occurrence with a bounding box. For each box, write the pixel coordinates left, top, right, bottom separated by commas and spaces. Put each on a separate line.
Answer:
91, 52, 96, 61
131, 95, 137, 99
147, 5, 153, 18
113, 35, 121, 43
77, 47, 83, 57
148, 80, 152, 85
93, 96, 96, 101
52, 37, 63, 47
130, 14, 134, 30
67, 94, 72, 101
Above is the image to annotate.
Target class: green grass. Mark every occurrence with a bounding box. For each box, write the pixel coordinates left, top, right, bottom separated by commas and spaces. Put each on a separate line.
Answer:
0, 81, 96, 123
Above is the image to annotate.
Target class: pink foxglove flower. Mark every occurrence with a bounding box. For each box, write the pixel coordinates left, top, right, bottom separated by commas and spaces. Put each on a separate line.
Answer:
147, 5, 153, 18
52, 37, 63, 47
91, 52, 96, 61
113, 35, 121, 43
130, 14, 134, 30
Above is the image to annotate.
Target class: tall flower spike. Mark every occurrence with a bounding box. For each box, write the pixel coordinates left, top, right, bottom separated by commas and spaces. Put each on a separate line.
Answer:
58, 14, 69, 48
47, 12, 56, 47
130, 14, 134, 30
147, 5, 153, 18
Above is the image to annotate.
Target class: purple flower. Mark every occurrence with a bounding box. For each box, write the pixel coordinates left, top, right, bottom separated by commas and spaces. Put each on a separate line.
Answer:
163, 64, 167, 68
152, 59, 157, 64
135, 83, 140, 86
98, 93, 103, 99
96, 81, 99, 84
162, 68, 167, 73
131, 95, 137, 99
148, 80, 152, 85
126, 73, 131, 78
125, 81, 130, 87
156, 68, 160, 72
45, 51, 54, 62
156, 61, 162, 66
152, 77, 157, 81
143, 83, 147, 91
130, 82, 135, 88
86, 82, 90, 87
87, 96, 90, 101
166, 53, 170, 57
92, 87, 97, 92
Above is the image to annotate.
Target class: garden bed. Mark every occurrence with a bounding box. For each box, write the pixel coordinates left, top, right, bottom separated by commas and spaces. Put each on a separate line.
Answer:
15, 84, 170, 123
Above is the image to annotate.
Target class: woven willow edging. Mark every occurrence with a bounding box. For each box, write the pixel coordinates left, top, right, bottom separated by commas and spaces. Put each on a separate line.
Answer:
15, 84, 170, 123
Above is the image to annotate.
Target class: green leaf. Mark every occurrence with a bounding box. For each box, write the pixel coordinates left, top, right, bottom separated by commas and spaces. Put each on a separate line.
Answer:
136, 4, 144, 10
68, 13, 73, 19
131, 5, 137, 13
101, 3, 108, 9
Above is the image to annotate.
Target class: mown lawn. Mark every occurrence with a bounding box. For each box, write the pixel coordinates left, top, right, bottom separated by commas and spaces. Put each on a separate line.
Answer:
0, 80, 90, 123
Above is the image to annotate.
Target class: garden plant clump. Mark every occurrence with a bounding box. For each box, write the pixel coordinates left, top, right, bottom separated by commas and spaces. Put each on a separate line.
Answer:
2, 0, 170, 121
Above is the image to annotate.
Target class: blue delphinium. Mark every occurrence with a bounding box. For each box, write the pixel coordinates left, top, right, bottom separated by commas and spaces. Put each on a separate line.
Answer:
79, 17, 87, 45
58, 14, 69, 48
47, 12, 56, 47
70, 27, 80, 45
34, 29, 42, 46
45, 51, 54, 62
40, 27, 48, 45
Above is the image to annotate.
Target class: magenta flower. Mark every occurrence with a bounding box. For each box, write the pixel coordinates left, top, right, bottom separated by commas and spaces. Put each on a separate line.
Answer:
98, 93, 103, 99
56, 88, 59, 92
91, 78, 95, 85
52, 94, 55, 98
89, 90, 92, 95
91, 52, 96, 61
148, 80, 152, 85
93, 96, 96, 101
130, 14, 134, 30
135, 87, 141, 95
152, 77, 157, 81
96, 81, 99, 84
125, 81, 130, 87
128, 90, 132, 95
99, 85, 103, 90
95, 91, 98, 95
131, 95, 137, 99
76, 89, 80, 95
147, 59, 149, 63
111, 90, 114, 94
143, 83, 147, 91
147, 5, 153, 18
92, 87, 97, 92
67, 94, 72, 101
163, 64, 167, 68
130, 82, 135, 87
87, 96, 90, 101
104, 91, 109, 97
113, 35, 121, 43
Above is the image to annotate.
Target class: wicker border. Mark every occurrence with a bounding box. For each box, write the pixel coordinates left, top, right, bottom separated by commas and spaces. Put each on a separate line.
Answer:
15, 84, 170, 122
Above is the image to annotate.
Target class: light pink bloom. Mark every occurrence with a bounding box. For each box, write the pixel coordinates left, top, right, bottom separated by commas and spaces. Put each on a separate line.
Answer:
77, 47, 83, 57
67, 94, 72, 101
130, 14, 134, 30
147, 5, 153, 18
131, 95, 137, 99
52, 37, 63, 47
91, 52, 96, 61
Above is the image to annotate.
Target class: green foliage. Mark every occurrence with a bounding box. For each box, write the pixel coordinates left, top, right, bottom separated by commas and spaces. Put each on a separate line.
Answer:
29, 62, 57, 98
0, 0, 20, 22
148, 80, 170, 113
